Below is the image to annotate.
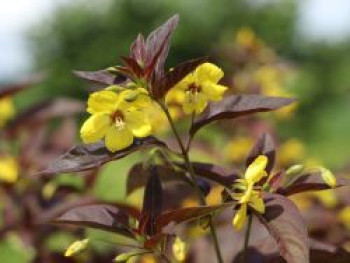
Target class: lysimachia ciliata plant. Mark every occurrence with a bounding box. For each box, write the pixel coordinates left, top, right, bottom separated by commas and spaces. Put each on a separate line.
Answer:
38, 15, 350, 263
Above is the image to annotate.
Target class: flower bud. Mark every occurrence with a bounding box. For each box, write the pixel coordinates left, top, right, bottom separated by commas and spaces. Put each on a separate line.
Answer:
318, 167, 336, 188
64, 239, 89, 257
285, 164, 304, 177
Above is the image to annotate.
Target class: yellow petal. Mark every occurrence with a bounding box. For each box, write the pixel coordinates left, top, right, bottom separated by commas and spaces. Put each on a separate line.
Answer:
105, 126, 133, 152
87, 90, 119, 114
195, 63, 224, 84
65, 239, 89, 257
245, 155, 268, 183
124, 109, 152, 137
0, 97, 15, 127
119, 88, 151, 109
202, 83, 227, 101
80, 113, 111, 144
183, 92, 208, 115
0, 156, 18, 183
240, 182, 254, 204
172, 237, 187, 262
249, 195, 265, 214
232, 204, 247, 230
318, 167, 336, 188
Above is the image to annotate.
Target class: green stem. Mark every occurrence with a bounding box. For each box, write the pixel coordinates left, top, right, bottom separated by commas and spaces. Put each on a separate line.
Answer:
242, 213, 253, 263
158, 100, 224, 263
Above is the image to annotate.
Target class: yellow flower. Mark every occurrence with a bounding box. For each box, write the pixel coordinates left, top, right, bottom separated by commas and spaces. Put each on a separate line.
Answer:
235, 27, 260, 49
0, 97, 15, 127
166, 63, 227, 114
64, 239, 89, 257
172, 237, 187, 262
225, 136, 254, 163
232, 155, 267, 230
338, 207, 350, 231
80, 89, 152, 152
0, 156, 19, 183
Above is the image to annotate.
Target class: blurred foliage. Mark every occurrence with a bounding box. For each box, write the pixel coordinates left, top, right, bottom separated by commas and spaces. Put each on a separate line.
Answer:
27, 0, 350, 167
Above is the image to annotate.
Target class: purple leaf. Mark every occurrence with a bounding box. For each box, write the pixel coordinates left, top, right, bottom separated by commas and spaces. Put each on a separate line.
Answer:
276, 172, 350, 196
50, 204, 134, 238
73, 70, 127, 86
140, 166, 163, 236
190, 95, 296, 136
36, 137, 166, 176
155, 202, 233, 234
145, 14, 179, 78
130, 33, 146, 65
257, 194, 309, 263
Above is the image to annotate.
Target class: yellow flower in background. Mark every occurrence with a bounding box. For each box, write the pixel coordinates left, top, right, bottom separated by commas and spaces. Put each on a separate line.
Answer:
80, 89, 152, 152
166, 63, 227, 114
225, 136, 254, 163
278, 138, 305, 166
65, 238, 89, 257
0, 156, 19, 183
338, 207, 350, 231
232, 155, 268, 230
172, 237, 187, 262
0, 97, 15, 128
235, 27, 260, 49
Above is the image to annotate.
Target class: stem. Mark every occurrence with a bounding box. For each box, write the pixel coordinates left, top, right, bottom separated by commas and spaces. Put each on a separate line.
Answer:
160, 253, 171, 263
158, 100, 224, 263
242, 213, 253, 263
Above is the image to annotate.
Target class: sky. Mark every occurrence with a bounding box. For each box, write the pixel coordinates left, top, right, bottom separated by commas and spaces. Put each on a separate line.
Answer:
1, 0, 350, 81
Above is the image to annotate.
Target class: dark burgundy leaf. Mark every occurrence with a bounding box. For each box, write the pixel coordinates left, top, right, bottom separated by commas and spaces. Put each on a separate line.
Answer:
176, 162, 239, 188
257, 194, 309, 263
73, 70, 126, 86
155, 202, 233, 234
145, 14, 179, 77
130, 33, 146, 65
309, 239, 350, 263
276, 172, 350, 196
36, 137, 166, 176
140, 166, 163, 236
7, 98, 84, 133
246, 133, 275, 175
121, 56, 143, 77
154, 57, 208, 98
50, 204, 134, 238
190, 95, 296, 136
126, 163, 189, 195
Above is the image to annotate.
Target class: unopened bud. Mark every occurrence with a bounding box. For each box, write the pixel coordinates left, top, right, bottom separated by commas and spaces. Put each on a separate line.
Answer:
318, 167, 336, 188
64, 239, 89, 257
286, 164, 304, 177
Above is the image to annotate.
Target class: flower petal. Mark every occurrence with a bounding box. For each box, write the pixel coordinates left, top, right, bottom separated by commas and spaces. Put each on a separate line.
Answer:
195, 63, 224, 84
105, 126, 133, 152
249, 195, 265, 214
245, 155, 268, 183
183, 92, 208, 114
232, 203, 247, 230
118, 88, 151, 110
202, 82, 227, 101
87, 90, 119, 114
80, 114, 111, 144
124, 109, 152, 137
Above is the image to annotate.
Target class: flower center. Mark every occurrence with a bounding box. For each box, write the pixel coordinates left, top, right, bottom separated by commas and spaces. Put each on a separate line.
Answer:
187, 83, 202, 103
112, 111, 126, 131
